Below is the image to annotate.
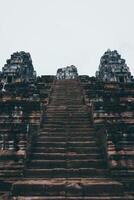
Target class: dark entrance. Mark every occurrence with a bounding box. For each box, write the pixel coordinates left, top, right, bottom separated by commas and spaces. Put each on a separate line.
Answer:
7, 76, 12, 83
119, 76, 124, 83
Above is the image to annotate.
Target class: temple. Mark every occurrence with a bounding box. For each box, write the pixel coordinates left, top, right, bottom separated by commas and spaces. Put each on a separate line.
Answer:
1, 51, 36, 84
96, 49, 133, 83
56, 65, 78, 79
0, 50, 134, 199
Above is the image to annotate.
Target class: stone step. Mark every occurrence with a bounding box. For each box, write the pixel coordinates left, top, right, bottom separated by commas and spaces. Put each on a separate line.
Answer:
51, 96, 83, 99
42, 121, 91, 125
42, 122, 91, 126
53, 86, 81, 88
45, 116, 89, 120
37, 137, 96, 142
33, 147, 66, 153
117, 141, 134, 145
43, 120, 91, 124
10, 196, 134, 200
51, 93, 82, 95
33, 147, 100, 154
111, 170, 134, 177
51, 96, 83, 98
51, 90, 83, 93
24, 168, 108, 178
50, 93, 81, 95
41, 125, 91, 128
29, 159, 105, 169
52, 86, 81, 89
0, 180, 13, 191
51, 96, 82, 99
44, 117, 91, 121
0, 170, 23, 178
11, 178, 123, 196
111, 152, 134, 159
52, 87, 81, 90
51, 89, 81, 91
35, 141, 97, 148
35, 142, 66, 148
52, 91, 81, 94
51, 91, 82, 94
109, 144, 134, 149
46, 114, 90, 118
0, 192, 10, 200
39, 132, 95, 137
41, 128, 95, 132
108, 147, 134, 151
40, 128, 95, 133
115, 178, 134, 191
50, 102, 84, 105
44, 114, 90, 117
47, 107, 88, 112
0, 165, 23, 170
46, 111, 89, 114
51, 99, 83, 102
43, 119, 91, 123
51, 99, 84, 102
47, 105, 87, 109
32, 153, 101, 160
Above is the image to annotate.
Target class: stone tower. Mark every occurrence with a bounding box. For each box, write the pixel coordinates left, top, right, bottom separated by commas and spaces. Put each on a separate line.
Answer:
2, 51, 36, 84
56, 65, 78, 80
96, 49, 133, 83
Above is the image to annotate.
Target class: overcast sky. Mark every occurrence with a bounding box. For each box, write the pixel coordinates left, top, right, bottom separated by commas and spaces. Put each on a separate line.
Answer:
0, 0, 134, 76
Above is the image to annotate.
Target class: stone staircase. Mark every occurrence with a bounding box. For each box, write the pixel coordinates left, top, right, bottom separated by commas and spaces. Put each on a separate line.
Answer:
11, 80, 133, 199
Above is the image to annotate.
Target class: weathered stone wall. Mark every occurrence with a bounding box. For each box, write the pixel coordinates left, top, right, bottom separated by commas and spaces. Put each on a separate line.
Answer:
79, 75, 134, 191
0, 75, 55, 193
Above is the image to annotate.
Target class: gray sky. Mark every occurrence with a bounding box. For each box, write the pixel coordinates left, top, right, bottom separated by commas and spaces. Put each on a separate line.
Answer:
0, 0, 134, 76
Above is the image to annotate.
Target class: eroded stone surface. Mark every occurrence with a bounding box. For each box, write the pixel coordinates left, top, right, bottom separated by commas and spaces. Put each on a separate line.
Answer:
96, 49, 133, 83
56, 65, 78, 80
